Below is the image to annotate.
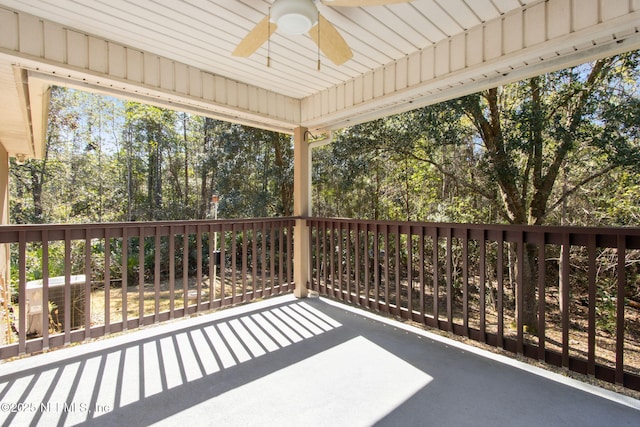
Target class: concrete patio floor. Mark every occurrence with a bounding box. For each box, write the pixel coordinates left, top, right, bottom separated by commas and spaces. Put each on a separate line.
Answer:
1, 294, 639, 426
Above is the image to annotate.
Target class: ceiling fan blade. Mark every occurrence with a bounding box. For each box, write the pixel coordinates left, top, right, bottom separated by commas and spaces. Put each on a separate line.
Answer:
232, 16, 277, 57
309, 14, 353, 66
321, 0, 412, 6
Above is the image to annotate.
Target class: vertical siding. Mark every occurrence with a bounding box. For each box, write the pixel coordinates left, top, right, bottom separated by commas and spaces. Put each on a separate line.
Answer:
524, 2, 546, 48
450, 33, 466, 71
302, 0, 639, 129
67, 30, 88, 69
484, 19, 503, 60
420, 46, 435, 82
88, 37, 108, 74
19, 14, 42, 57
434, 41, 450, 77
547, 0, 571, 40
503, 12, 523, 54
160, 58, 174, 91
43, 22, 65, 63
126, 49, 143, 83
202, 72, 215, 101
0, 6, 299, 133
108, 44, 126, 79
396, 58, 407, 91
0, 9, 18, 51
602, 0, 629, 20
573, 0, 599, 31
407, 53, 421, 87
144, 54, 160, 88
466, 26, 483, 66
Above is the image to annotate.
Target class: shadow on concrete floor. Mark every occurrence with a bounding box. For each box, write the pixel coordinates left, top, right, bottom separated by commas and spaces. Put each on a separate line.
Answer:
1, 294, 639, 426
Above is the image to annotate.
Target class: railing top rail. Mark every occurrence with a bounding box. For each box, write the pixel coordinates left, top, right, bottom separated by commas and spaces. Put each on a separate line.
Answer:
0, 217, 299, 244
306, 217, 640, 235
0, 216, 299, 231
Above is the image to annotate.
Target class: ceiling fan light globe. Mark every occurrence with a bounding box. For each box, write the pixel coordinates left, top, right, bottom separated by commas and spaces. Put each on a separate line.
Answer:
277, 14, 312, 35
271, 0, 318, 35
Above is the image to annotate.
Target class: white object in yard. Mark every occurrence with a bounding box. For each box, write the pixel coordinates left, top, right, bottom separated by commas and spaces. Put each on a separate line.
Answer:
25, 275, 86, 336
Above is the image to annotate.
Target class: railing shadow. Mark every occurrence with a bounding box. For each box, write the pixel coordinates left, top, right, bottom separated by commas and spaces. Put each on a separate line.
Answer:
1, 295, 639, 427
0, 297, 353, 426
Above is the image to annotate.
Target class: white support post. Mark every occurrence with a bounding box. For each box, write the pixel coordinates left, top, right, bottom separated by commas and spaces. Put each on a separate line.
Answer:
0, 146, 9, 345
293, 126, 309, 298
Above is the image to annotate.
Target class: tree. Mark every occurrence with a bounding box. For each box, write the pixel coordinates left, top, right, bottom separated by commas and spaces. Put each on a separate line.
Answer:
10, 87, 124, 224
123, 102, 179, 220
210, 124, 293, 218
313, 52, 640, 329
10, 87, 294, 225
456, 53, 640, 328
317, 99, 492, 222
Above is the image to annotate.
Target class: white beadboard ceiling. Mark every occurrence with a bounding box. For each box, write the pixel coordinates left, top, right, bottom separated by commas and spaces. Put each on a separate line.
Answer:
1, 0, 535, 99
0, 0, 639, 159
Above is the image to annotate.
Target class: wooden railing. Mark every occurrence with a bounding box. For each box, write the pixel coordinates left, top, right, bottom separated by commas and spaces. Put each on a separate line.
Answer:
307, 218, 640, 391
0, 218, 294, 359
4, 216, 640, 392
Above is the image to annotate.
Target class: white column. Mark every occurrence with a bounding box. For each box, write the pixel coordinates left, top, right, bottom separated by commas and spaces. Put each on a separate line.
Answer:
0, 145, 7, 225
0, 147, 9, 345
293, 126, 309, 298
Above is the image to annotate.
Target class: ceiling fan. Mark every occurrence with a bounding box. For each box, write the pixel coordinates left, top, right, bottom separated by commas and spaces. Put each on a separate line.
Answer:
232, 0, 412, 66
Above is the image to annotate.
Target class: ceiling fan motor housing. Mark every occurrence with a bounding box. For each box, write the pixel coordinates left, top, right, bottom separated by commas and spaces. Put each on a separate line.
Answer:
271, 0, 318, 35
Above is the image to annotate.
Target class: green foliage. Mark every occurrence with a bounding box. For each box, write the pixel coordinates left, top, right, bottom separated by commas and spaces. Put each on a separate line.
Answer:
596, 285, 619, 335
9, 87, 294, 225
313, 99, 496, 223
313, 51, 640, 228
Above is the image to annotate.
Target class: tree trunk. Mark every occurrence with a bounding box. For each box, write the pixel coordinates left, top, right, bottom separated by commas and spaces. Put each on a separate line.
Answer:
463, 89, 536, 328
31, 167, 43, 223
126, 130, 133, 221
518, 242, 539, 332
154, 142, 162, 217
183, 113, 189, 208
272, 134, 292, 216
199, 118, 214, 219
199, 171, 208, 219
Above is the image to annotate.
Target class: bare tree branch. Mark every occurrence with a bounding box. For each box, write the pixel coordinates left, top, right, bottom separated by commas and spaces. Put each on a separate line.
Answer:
547, 164, 619, 213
